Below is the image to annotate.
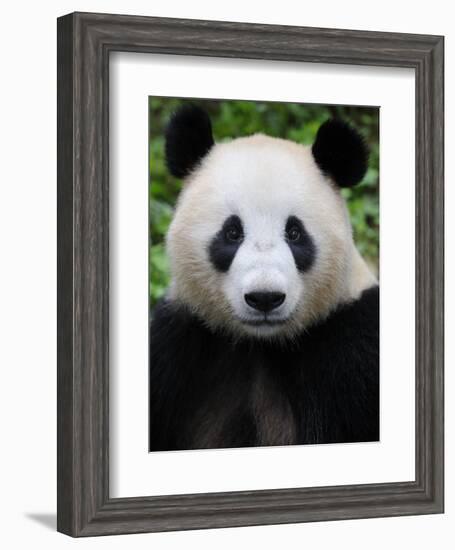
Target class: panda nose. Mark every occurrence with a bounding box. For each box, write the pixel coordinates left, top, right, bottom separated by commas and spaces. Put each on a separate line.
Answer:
244, 291, 286, 313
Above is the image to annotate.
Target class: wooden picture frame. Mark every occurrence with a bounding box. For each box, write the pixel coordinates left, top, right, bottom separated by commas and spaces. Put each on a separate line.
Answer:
57, 12, 444, 536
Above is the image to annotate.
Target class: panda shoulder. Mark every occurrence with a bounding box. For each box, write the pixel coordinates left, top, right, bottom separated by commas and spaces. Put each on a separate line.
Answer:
149, 299, 210, 366
151, 299, 202, 340
328, 285, 380, 358
335, 285, 379, 337
308, 285, 379, 348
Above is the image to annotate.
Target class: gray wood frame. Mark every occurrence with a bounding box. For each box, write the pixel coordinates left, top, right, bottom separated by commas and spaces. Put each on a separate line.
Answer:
57, 12, 444, 537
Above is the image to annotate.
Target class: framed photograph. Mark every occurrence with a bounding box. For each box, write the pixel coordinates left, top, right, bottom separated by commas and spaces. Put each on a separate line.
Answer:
57, 12, 444, 536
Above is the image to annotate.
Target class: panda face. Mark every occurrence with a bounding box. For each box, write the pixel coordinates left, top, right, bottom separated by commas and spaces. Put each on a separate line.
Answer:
207, 208, 316, 336
166, 134, 367, 339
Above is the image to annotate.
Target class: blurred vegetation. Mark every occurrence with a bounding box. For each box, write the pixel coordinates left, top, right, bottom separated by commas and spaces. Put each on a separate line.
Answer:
149, 98, 379, 306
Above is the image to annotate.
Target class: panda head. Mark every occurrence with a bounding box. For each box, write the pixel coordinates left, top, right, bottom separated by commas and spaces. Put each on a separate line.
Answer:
163, 104, 376, 339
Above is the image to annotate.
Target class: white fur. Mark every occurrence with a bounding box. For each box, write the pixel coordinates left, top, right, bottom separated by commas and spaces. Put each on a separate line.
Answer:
166, 134, 376, 339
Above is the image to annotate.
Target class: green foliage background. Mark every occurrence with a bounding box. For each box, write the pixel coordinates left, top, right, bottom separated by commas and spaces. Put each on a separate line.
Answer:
149, 98, 379, 306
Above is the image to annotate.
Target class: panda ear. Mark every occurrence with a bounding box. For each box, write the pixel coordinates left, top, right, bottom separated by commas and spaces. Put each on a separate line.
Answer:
311, 119, 369, 188
165, 104, 215, 179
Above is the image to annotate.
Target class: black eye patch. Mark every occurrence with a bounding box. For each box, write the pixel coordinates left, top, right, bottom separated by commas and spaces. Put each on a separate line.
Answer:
285, 216, 316, 272
208, 215, 244, 272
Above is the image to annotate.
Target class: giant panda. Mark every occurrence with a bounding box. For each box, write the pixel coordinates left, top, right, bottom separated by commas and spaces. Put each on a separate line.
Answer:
149, 104, 379, 451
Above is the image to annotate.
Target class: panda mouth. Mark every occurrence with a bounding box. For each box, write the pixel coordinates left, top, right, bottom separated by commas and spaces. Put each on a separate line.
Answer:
236, 316, 289, 327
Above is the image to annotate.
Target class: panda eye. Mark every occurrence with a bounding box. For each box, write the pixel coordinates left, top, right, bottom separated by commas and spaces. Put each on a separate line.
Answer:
286, 225, 301, 242
225, 225, 243, 243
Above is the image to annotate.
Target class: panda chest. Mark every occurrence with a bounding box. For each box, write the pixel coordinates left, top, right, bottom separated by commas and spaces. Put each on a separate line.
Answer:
249, 366, 298, 447
191, 359, 298, 449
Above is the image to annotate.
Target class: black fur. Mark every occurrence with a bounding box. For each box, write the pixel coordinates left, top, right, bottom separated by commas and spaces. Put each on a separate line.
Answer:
208, 215, 244, 272
149, 286, 379, 451
285, 216, 317, 272
165, 104, 215, 179
312, 119, 369, 188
